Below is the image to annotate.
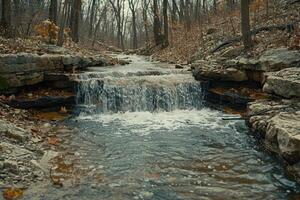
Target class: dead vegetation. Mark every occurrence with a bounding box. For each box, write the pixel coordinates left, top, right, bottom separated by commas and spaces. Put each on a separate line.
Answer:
151, 0, 300, 63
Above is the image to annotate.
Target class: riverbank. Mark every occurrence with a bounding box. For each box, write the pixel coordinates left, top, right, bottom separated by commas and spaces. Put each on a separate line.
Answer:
17, 54, 300, 199
0, 100, 73, 198
0, 49, 299, 198
0, 39, 129, 198
191, 46, 300, 182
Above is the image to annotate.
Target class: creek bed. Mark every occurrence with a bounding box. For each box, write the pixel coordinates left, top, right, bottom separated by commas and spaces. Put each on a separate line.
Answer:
22, 55, 300, 200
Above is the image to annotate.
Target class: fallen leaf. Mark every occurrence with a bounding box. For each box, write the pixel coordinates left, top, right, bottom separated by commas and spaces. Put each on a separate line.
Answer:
3, 188, 23, 200
48, 137, 60, 146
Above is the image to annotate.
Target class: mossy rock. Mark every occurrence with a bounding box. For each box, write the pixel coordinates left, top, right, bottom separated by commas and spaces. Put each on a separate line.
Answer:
0, 76, 10, 90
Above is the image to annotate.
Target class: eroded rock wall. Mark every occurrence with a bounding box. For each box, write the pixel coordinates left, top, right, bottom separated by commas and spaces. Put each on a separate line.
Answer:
0, 53, 108, 90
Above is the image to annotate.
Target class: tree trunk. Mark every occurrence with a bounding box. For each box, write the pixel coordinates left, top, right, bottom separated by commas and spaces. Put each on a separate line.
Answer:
88, 0, 96, 37
185, 0, 191, 31
171, 0, 178, 22
49, 0, 58, 24
179, 0, 184, 22
108, 0, 124, 49
132, 11, 138, 49
142, 1, 149, 43
1, 0, 12, 38
153, 0, 162, 45
128, 0, 138, 49
71, 0, 81, 42
241, 0, 252, 49
213, 0, 217, 13
13, 0, 20, 34
163, 0, 169, 46
57, 0, 67, 46
202, 0, 206, 13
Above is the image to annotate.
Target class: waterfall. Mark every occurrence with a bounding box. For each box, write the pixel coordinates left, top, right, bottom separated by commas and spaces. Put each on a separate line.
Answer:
77, 56, 202, 114
75, 64, 203, 114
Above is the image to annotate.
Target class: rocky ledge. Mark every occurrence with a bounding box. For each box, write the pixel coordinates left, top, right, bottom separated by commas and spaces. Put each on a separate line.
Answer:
192, 47, 300, 181
192, 48, 300, 84
0, 52, 110, 92
264, 67, 300, 98
248, 99, 300, 162
247, 99, 300, 179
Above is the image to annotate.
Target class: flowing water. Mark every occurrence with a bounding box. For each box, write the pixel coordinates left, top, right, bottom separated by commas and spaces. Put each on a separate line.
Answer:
24, 55, 300, 200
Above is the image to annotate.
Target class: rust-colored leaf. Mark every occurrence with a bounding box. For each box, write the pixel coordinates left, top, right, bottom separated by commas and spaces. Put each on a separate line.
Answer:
3, 188, 24, 200
48, 137, 60, 146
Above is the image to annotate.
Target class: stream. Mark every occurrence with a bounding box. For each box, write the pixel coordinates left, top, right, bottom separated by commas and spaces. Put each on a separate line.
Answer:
24, 55, 300, 200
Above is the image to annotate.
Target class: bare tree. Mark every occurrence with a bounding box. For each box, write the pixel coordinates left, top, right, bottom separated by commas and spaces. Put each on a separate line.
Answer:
185, 0, 191, 31
128, 0, 139, 49
108, 0, 125, 49
71, 0, 81, 42
57, 0, 68, 46
1, 0, 12, 37
163, 0, 169, 46
142, 0, 150, 43
241, 0, 252, 49
153, 0, 162, 45
49, 0, 58, 24
88, 0, 97, 37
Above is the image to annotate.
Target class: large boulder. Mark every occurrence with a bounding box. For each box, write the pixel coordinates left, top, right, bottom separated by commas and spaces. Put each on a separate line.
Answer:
192, 60, 248, 82
263, 67, 300, 98
259, 48, 300, 71
268, 112, 300, 163
248, 99, 300, 163
225, 48, 300, 72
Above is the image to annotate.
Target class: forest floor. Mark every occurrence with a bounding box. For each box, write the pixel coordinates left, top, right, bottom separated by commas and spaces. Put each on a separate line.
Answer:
148, 0, 300, 64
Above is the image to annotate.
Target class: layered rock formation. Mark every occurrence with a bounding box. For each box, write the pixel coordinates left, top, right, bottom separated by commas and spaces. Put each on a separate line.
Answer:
192, 48, 300, 84
0, 53, 108, 90
263, 67, 300, 98
248, 99, 300, 179
192, 47, 300, 177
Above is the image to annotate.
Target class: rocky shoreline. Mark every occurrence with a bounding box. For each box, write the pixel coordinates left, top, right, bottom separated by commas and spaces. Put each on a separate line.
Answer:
0, 46, 299, 197
0, 46, 127, 198
191, 47, 300, 181
0, 101, 74, 196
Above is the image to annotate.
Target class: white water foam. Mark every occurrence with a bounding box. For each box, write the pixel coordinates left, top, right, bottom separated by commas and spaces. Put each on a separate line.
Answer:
76, 108, 239, 136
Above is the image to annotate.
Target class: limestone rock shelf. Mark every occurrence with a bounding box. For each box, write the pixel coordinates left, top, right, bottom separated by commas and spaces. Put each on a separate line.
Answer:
0, 53, 109, 91
264, 67, 300, 98
247, 99, 300, 179
192, 47, 300, 181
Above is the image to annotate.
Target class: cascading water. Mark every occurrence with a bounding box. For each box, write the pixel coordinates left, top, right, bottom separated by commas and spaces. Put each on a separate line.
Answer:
76, 73, 203, 113
24, 55, 300, 200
